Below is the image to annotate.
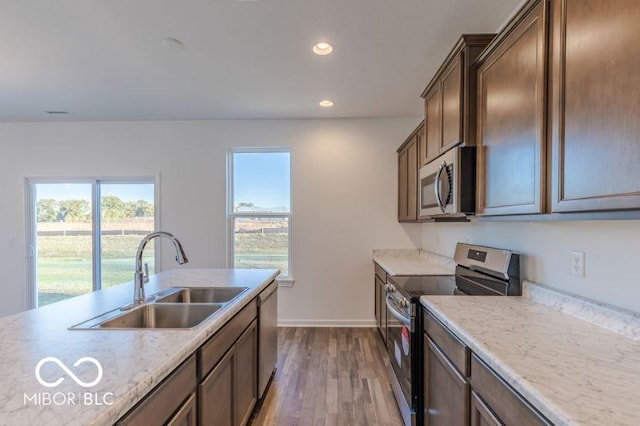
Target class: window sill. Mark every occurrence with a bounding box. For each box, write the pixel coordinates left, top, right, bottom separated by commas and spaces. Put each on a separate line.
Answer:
276, 277, 295, 288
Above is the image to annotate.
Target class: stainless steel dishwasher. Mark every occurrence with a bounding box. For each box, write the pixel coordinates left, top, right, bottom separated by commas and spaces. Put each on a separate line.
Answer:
257, 280, 278, 400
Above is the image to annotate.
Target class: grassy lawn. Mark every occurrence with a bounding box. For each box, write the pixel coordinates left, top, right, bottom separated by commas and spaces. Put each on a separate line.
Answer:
37, 234, 154, 306
36, 227, 287, 307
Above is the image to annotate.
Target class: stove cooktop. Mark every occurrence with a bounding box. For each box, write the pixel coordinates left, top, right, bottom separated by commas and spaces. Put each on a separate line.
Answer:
387, 275, 457, 299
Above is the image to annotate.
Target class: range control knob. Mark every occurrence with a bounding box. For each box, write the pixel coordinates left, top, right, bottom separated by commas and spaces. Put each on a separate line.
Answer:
386, 284, 395, 293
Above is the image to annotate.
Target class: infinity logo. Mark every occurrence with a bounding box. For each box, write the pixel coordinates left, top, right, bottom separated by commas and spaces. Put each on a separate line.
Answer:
35, 357, 103, 388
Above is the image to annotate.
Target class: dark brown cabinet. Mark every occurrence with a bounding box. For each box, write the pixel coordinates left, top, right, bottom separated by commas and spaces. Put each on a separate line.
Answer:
117, 356, 197, 426
199, 320, 258, 426
167, 393, 197, 426
236, 321, 258, 425
475, 0, 548, 216
423, 307, 551, 426
550, 0, 640, 213
374, 262, 387, 344
470, 391, 502, 426
423, 310, 470, 426
115, 292, 274, 426
200, 345, 235, 425
470, 354, 550, 426
199, 301, 258, 426
397, 122, 423, 222
424, 336, 470, 426
421, 35, 494, 162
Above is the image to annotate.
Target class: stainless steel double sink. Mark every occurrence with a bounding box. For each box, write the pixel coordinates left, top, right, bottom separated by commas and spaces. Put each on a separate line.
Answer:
69, 287, 249, 330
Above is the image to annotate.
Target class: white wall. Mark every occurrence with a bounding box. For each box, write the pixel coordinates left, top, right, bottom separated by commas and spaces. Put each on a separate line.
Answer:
421, 221, 640, 313
0, 118, 422, 324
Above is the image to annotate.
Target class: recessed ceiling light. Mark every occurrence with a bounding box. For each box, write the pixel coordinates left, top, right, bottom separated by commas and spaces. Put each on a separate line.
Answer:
313, 42, 333, 56
319, 100, 334, 107
45, 111, 68, 115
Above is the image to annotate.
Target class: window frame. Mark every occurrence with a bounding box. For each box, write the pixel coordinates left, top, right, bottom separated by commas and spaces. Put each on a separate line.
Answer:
25, 176, 159, 308
227, 147, 293, 282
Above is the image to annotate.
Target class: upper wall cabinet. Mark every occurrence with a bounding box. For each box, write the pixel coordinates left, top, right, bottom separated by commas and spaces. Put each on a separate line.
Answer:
550, 0, 640, 212
476, 0, 548, 216
398, 121, 424, 222
421, 35, 495, 163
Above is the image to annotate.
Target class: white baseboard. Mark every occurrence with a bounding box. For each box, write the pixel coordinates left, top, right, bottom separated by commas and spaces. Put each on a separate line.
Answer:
277, 319, 376, 327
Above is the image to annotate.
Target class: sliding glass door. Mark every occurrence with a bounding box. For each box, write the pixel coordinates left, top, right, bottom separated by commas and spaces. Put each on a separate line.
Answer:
27, 178, 156, 308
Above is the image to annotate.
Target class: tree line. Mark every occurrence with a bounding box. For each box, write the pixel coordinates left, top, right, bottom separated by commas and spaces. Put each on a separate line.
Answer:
37, 196, 154, 222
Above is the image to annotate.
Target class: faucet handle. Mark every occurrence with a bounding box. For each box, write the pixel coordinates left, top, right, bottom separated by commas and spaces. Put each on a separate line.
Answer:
143, 263, 149, 283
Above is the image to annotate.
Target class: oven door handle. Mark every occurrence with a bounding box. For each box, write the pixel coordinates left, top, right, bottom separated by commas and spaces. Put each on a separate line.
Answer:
385, 296, 413, 331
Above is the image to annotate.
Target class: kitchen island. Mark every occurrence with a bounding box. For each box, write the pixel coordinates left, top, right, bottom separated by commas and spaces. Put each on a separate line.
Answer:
0, 268, 278, 426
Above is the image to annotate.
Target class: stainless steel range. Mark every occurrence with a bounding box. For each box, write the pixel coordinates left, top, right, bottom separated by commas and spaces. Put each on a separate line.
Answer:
385, 242, 520, 426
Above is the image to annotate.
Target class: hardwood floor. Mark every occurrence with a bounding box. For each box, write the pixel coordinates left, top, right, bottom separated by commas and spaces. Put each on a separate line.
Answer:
251, 327, 403, 426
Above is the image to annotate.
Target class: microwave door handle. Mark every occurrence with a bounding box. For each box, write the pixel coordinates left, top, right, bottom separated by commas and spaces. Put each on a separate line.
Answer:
434, 161, 446, 213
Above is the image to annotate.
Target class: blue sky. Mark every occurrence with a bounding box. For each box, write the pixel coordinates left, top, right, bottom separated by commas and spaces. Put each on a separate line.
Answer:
233, 152, 290, 209
36, 183, 154, 202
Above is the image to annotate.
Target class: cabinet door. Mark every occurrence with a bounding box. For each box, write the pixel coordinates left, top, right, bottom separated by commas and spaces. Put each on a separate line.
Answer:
476, 0, 547, 216
398, 147, 408, 220
199, 349, 235, 426
378, 278, 387, 344
470, 391, 503, 426
236, 321, 258, 426
425, 85, 442, 162
424, 337, 469, 426
441, 53, 464, 152
166, 393, 197, 426
406, 139, 418, 220
551, 0, 640, 212
117, 356, 196, 426
418, 123, 427, 167
374, 276, 381, 329
470, 355, 550, 426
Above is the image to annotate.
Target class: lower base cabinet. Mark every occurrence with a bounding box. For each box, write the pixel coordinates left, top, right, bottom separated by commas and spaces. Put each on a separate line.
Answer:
116, 295, 265, 426
167, 393, 197, 426
116, 356, 197, 426
469, 354, 549, 426
199, 320, 258, 426
470, 391, 501, 426
422, 306, 551, 426
424, 336, 469, 426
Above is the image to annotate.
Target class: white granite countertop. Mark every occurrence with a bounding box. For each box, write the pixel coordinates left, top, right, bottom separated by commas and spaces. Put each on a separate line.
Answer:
421, 284, 640, 426
372, 249, 455, 276
0, 268, 278, 426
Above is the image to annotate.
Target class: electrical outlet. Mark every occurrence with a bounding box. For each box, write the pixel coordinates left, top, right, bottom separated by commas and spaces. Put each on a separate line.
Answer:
571, 251, 585, 278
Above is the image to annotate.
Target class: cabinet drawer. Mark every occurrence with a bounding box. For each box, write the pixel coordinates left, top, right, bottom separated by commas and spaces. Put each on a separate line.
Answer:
199, 299, 257, 379
470, 354, 550, 426
424, 310, 469, 375
117, 355, 196, 426
374, 263, 387, 282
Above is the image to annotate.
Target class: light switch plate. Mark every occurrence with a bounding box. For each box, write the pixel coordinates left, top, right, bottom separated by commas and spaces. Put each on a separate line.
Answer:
571, 251, 585, 278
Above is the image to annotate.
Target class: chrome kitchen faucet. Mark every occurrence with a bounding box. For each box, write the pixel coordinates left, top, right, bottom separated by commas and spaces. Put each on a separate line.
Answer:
132, 231, 189, 305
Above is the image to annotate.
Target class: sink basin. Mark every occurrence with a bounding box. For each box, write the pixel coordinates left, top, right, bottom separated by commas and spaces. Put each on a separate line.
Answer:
155, 287, 249, 304
96, 303, 224, 329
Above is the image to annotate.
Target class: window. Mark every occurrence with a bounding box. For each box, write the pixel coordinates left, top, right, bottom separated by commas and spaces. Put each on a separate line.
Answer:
26, 178, 155, 307
228, 149, 291, 279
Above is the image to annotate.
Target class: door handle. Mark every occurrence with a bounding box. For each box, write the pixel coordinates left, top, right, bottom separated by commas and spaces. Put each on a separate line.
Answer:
434, 161, 447, 213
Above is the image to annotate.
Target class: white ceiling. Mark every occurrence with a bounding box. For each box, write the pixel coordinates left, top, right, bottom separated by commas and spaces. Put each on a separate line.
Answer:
0, 0, 522, 121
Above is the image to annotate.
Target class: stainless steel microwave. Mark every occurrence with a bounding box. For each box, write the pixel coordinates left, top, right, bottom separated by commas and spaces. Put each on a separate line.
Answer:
419, 146, 476, 218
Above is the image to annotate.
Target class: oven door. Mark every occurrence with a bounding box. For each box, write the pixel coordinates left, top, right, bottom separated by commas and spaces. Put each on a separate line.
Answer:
386, 294, 415, 425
